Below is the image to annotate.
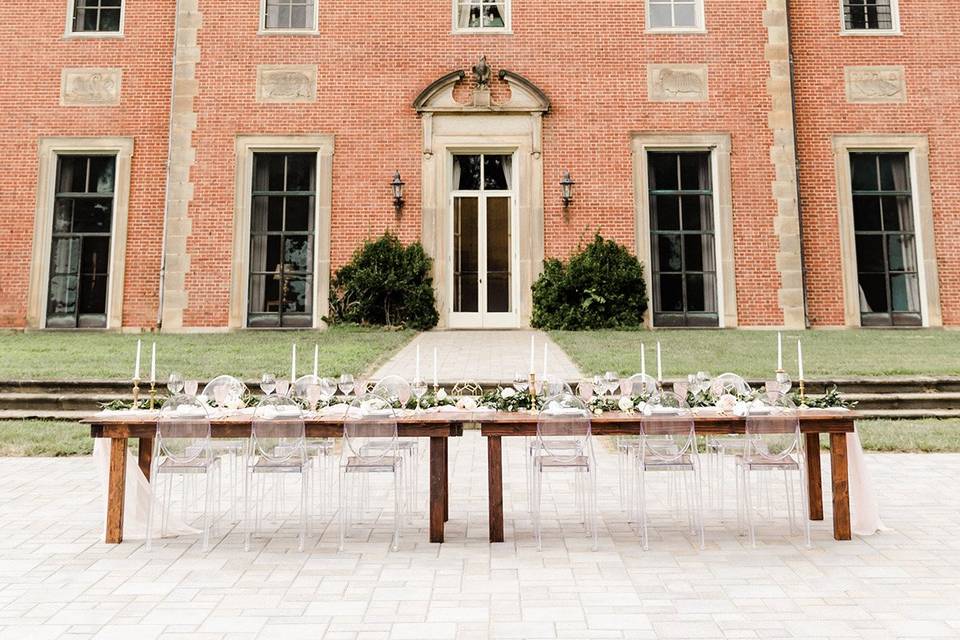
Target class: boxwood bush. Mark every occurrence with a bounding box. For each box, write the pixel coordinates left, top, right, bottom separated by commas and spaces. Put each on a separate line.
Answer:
328, 232, 439, 330
531, 234, 648, 330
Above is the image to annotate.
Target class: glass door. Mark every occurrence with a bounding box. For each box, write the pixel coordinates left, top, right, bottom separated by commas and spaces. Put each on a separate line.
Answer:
450, 153, 518, 328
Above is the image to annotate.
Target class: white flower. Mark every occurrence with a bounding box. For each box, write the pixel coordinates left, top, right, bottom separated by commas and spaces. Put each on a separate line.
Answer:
733, 401, 749, 417
716, 393, 738, 413
457, 396, 478, 411
594, 408, 603, 415
436, 388, 448, 401
618, 396, 635, 412
501, 387, 516, 399
710, 380, 726, 397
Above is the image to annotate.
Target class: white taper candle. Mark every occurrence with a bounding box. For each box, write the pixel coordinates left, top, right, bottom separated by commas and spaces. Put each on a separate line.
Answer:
150, 342, 156, 385
133, 339, 141, 381
416, 344, 421, 380
529, 336, 535, 375
777, 332, 783, 370
797, 340, 804, 381
291, 344, 297, 382
656, 341, 662, 382
433, 347, 438, 387
641, 343, 646, 378
313, 344, 319, 379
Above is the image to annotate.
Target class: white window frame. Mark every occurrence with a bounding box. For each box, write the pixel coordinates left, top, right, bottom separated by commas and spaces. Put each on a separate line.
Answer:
632, 133, 736, 328
231, 135, 334, 330
839, 0, 901, 36
645, 0, 706, 34
832, 135, 941, 327
64, 0, 125, 39
258, 0, 320, 35
452, 0, 512, 35
27, 137, 134, 330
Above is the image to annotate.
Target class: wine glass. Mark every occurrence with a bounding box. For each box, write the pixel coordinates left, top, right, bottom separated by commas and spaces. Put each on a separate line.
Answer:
604, 371, 620, 397
673, 382, 689, 400
213, 386, 228, 408
306, 384, 323, 412
275, 378, 290, 397
577, 380, 594, 403
775, 370, 793, 394
184, 380, 198, 397
260, 373, 276, 396
319, 377, 337, 403
338, 374, 355, 398
167, 372, 184, 395
512, 372, 529, 393
412, 377, 428, 411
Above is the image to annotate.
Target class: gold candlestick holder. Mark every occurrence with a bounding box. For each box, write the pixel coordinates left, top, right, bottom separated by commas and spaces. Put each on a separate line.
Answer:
799, 378, 806, 402
149, 382, 157, 410
528, 372, 537, 405
132, 378, 141, 408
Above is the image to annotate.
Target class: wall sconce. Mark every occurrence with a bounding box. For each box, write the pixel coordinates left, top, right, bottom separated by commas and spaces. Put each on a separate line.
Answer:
560, 170, 576, 215
391, 171, 406, 215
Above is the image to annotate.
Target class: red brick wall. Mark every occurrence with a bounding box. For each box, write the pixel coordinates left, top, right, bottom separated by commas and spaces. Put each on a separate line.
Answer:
0, 0, 174, 328
791, 0, 960, 326
182, 0, 782, 327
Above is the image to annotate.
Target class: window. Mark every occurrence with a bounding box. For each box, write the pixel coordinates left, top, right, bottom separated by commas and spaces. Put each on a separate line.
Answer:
46, 155, 116, 328
69, 0, 122, 34
850, 152, 921, 326
647, 152, 718, 327
263, 0, 316, 31
454, 0, 510, 32
647, 0, 703, 31
248, 153, 317, 328
842, 0, 898, 32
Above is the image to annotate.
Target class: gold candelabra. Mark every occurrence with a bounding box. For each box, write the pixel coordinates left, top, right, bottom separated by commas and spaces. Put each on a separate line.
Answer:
132, 378, 141, 408
149, 382, 157, 410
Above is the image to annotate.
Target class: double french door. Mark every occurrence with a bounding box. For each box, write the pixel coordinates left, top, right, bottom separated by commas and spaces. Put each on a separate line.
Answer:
449, 153, 519, 328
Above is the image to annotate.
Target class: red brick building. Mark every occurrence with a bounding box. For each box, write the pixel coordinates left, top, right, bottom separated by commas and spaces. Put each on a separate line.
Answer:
1, 0, 954, 331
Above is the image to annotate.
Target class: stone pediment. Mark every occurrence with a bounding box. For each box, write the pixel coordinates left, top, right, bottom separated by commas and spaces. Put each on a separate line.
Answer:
413, 59, 550, 114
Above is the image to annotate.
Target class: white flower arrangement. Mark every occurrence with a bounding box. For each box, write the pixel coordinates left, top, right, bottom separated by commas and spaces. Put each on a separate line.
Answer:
618, 396, 635, 412
715, 393, 738, 414
501, 387, 516, 399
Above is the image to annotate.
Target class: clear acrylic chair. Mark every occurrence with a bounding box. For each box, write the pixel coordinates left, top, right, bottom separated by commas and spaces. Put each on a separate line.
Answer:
370, 376, 420, 512
532, 393, 597, 551
340, 394, 404, 551
244, 395, 311, 552
636, 391, 705, 550
704, 372, 753, 519
294, 374, 337, 516
146, 395, 221, 551
616, 373, 658, 515
200, 375, 248, 520
736, 392, 811, 548
525, 378, 576, 511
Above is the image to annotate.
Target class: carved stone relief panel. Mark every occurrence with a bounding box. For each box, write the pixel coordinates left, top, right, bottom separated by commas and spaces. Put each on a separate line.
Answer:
845, 66, 907, 104
256, 65, 317, 103
60, 68, 122, 106
647, 64, 709, 102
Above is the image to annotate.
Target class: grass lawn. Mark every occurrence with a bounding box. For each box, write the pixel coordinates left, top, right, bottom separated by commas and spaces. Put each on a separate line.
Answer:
2, 419, 958, 457
550, 329, 960, 379
0, 326, 414, 381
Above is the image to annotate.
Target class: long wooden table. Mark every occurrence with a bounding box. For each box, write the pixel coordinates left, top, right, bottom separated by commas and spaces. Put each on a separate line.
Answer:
480, 411, 858, 543
88, 409, 858, 546
85, 414, 466, 545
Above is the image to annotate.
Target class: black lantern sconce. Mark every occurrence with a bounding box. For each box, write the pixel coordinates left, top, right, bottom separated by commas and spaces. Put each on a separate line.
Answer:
391, 171, 406, 216
560, 170, 576, 216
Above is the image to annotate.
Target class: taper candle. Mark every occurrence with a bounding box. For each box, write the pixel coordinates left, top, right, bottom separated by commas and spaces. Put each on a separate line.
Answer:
777, 332, 783, 370
641, 343, 646, 378
313, 344, 319, 379
416, 344, 421, 380
543, 343, 548, 379
291, 344, 297, 382
656, 341, 662, 382
797, 340, 804, 381
529, 336, 535, 374
150, 342, 156, 384
433, 347, 438, 387
133, 339, 141, 381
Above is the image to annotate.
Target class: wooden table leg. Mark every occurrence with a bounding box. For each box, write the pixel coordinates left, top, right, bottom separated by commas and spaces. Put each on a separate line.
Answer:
487, 436, 504, 543
805, 433, 823, 521
106, 438, 128, 544
442, 438, 449, 522
829, 433, 852, 540
429, 437, 446, 543
138, 437, 154, 482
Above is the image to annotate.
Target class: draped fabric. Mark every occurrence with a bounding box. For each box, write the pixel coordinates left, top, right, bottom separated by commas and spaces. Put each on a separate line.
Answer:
501, 154, 512, 190
890, 158, 919, 312
457, 1, 474, 28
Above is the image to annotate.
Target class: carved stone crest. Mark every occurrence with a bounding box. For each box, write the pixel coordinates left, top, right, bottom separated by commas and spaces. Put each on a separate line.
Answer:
257, 65, 317, 103
60, 68, 122, 106
647, 64, 709, 102
845, 66, 906, 104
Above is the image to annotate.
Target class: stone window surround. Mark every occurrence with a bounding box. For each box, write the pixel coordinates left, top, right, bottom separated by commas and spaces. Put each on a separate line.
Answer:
230, 135, 334, 329
832, 134, 941, 327
27, 137, 134, 329
839, 0, 901, 36
258, 0, 320, 35
645, 0, 707, 34
451, 0, 513, 35
64, 0, 125, 38
631, 133, 737, 328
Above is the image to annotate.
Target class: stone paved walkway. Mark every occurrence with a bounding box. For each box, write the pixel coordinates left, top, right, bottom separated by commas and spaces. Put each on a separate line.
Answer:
373, 331, 582, 385
1, 436, 959, 639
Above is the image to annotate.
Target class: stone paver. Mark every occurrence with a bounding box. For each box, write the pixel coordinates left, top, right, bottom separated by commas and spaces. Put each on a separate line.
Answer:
1, 436, 959, 639
372, 331, 581, 385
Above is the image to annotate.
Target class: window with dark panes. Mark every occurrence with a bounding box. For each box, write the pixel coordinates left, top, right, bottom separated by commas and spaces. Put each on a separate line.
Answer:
264, 0, 315, 30
648, 152, 718, 327
71, 0, 122, 33
47, 155, 116, 328
843, 0, 895, 30
850, 152, 921, 326
248, 153, 317, 328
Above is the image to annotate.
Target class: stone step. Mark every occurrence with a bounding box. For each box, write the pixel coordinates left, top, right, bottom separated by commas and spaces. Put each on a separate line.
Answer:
845, 392, 960, 410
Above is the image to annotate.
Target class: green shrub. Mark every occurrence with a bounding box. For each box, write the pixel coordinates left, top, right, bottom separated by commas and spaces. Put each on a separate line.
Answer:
328, 233, 439, 330
531, 234, 648, 330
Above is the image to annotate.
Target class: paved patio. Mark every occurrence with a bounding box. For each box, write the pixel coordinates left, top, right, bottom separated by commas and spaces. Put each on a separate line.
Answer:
372, 331, 582, 385
1, 433, 959, 639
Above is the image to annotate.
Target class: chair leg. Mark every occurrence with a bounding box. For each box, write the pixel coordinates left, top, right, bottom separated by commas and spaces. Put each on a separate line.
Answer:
799, 460, 812, 549
243, 469, 252, 552
745, 467, 756, 548
590, 466, 599, 552
535, 466, 543, 552
299, 470, 308, 552
202, 471, 214, 552
393, 469, 401, 552
145, 459, 160, 552
639, 466, 649, 551
785, 469, 796, 534
338, 470, 347, 552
